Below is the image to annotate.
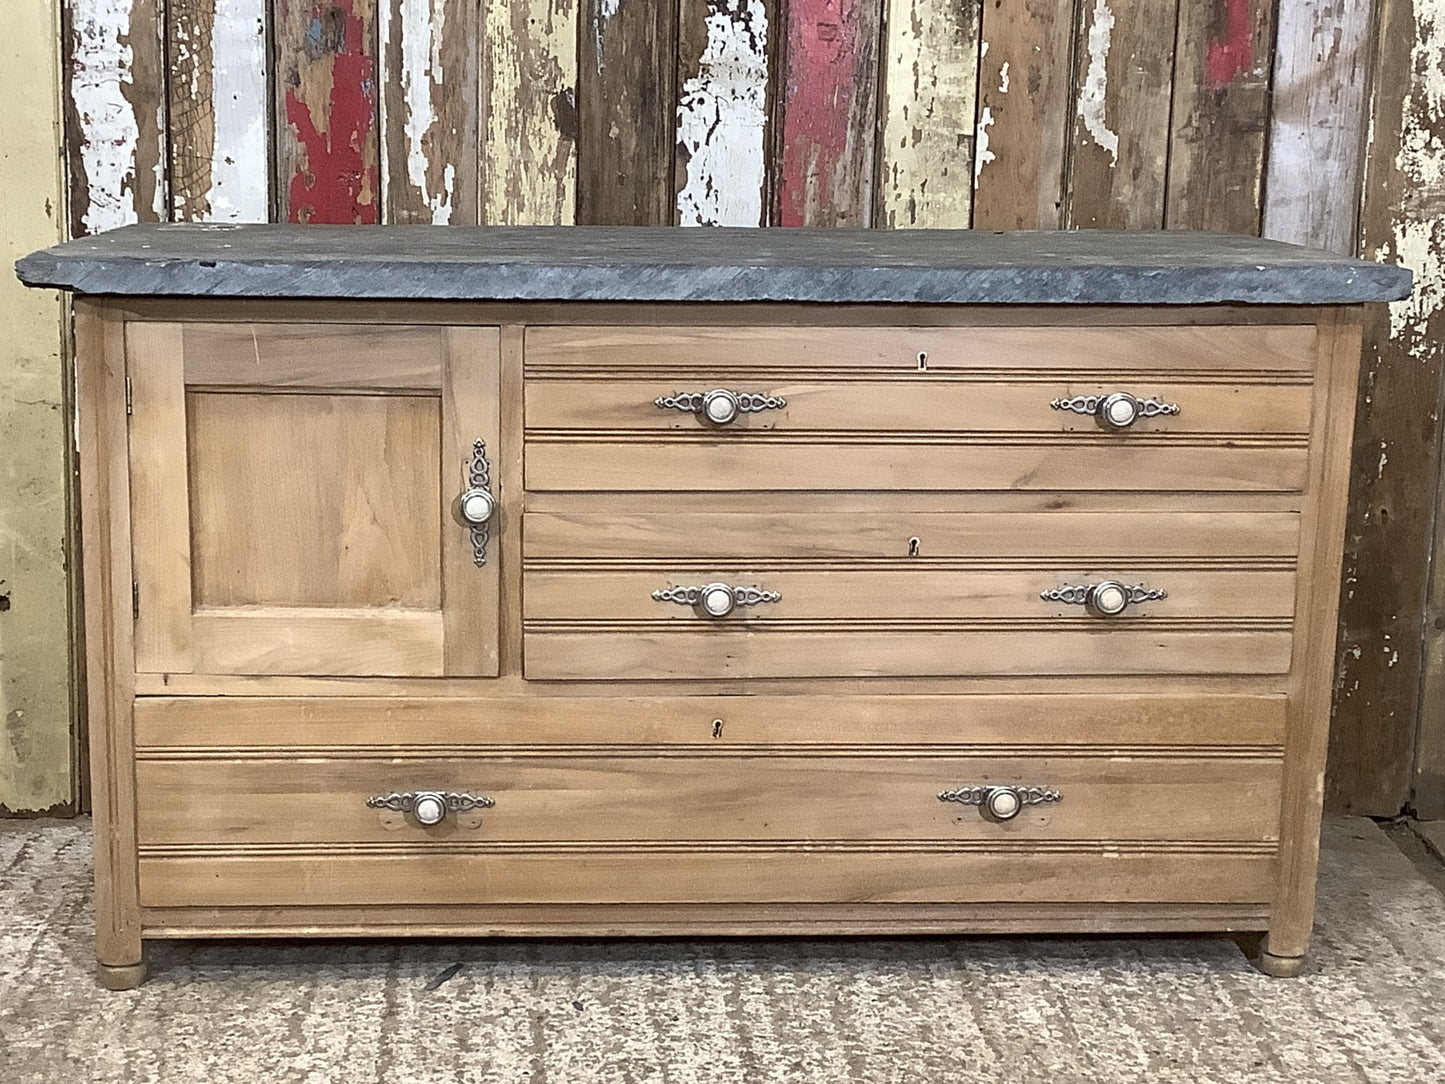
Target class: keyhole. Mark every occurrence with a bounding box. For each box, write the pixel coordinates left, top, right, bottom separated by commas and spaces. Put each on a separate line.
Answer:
712, 719, 724, 739
908, 537, 921, 558
917, 351, 928, 371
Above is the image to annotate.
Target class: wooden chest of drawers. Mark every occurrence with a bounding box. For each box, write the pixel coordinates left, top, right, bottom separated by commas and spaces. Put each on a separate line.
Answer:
17, 226, 1411, 987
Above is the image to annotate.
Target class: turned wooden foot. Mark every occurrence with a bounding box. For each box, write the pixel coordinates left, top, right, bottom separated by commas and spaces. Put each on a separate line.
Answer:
1256, 941, 1307, 978
97, 960, 147, 990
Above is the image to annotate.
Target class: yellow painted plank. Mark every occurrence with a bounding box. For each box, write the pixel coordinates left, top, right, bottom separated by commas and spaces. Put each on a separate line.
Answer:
0, 0, 75, 812
878, 0, 980, 227
482, 0, 578, 224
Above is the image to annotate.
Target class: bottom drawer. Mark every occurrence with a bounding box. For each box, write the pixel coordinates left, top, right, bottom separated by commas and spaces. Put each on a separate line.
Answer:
135, 751, 1282, 908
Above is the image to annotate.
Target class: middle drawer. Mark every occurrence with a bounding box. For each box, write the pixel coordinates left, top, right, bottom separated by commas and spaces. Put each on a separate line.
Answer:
522, 509, 1299, 681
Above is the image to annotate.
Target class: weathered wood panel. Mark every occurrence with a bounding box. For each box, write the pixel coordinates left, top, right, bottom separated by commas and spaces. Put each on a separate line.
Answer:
2, 0, 76, 813
1332, 0, 1445, 816
1165, 0, 1273, 234
380, 0, 479, 224
774, 0, 883, 226
675, 0, 773, 227
877, 0, 980, 228
972, 0, 1074, 229
1262, 0, 1374, 253
578, 0, 678, 225
1065, 0, 1176, 230
275, 0, 381, 224
167, 0, 269, 222
481, 0, 578, 225
66, 0, 167, 235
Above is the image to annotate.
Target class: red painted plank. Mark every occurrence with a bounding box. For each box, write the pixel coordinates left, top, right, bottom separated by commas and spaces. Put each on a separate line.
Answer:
277, 0, 380, 224
774, 0, 882, 227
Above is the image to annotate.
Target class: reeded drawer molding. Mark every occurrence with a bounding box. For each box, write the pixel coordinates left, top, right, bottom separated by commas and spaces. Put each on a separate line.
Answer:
137, 850, 1279, 907
131, 694, 1291, 749
523, 325, 1319, 375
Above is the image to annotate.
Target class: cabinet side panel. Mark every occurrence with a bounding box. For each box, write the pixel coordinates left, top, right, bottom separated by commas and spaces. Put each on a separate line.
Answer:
1269, 308, 1364, 962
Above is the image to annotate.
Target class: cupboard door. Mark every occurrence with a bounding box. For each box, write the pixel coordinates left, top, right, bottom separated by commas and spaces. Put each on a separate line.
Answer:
126, 322, 501, 677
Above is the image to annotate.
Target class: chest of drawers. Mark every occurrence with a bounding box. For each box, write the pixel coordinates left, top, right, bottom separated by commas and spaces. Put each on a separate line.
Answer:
16, 226, 1411, 987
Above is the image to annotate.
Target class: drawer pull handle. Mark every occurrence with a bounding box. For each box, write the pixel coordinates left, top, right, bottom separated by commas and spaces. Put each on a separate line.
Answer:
367, 790, 495, 826
939, 785, 1061, 822
652, 582, 781, 618
1041, 580, 1166, 618
452, 439, 494, 567
655, 389, 786, 426
1051, 392, 1179, 429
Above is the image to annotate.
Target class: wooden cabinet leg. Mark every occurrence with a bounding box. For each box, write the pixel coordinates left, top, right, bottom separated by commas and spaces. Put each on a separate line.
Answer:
97, 956, 148, 990
1257, 940, 1307, 978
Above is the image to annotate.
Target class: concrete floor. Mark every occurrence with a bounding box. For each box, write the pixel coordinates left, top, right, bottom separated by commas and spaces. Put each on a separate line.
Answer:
2, 817, 1443, 1083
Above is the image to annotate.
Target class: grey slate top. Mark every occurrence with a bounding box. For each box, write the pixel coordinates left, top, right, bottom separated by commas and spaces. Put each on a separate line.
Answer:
15, 224, 1412, 305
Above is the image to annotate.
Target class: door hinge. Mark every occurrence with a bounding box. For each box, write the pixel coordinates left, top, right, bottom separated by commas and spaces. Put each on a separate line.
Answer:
132, 581, 139, 620
124, 375, 134, 416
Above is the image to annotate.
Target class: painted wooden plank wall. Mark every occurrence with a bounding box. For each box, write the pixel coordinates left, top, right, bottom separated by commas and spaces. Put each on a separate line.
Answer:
42, 0, 1445, 817
3, 0, 76, 814
1334, 0, 1445, 816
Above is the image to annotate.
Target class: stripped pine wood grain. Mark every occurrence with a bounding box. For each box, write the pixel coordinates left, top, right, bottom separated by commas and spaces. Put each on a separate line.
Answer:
380, 0, 479, 224
972, 0, 1075, 229
1262, 0, 1375, 252
675, 0, 773, 227
481, 0, 578, 224
578, 0, 678, 225
1066, 0, 1177, 230
66, 0, 167, 235
167, 0, 269, 222
775, 0, 883, 226
1165, 0, 1274, 234
877, 0, 980, 227
275, 0, 380, 224
1331, 0, 1445, 816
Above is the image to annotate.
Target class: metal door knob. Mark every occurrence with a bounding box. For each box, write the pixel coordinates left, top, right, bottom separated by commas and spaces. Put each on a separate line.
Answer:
412, 792, 447, 826
986, 788, 1022, 820
1087, 580, 1130, 617
457, 488, 494, 526
702, 389, 740, 425
700, 582, 737, 616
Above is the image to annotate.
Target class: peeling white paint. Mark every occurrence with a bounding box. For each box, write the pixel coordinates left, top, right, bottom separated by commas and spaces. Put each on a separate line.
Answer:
1382, 3, 1445, 344
974, 106, 995, 180
1078, 0, 1119, 164
70, 0, 157, 232
1262, 1, 1374, 252
381, 0, 456, 222
208, 0, 268, 221
998, 61, 1009, 94
676, 0, 769, 227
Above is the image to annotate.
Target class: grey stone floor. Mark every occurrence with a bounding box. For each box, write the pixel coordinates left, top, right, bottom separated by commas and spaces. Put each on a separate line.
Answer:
2, 817, 1443, 1083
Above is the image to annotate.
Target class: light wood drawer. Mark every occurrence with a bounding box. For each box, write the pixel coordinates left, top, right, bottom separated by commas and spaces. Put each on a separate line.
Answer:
522, 509, 1297, 681
135, 752, 1280, 907
524, 324, 1313, 493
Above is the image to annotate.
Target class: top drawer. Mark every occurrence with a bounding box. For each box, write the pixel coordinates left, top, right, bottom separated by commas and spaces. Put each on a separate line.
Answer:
524, 325, 1316, 493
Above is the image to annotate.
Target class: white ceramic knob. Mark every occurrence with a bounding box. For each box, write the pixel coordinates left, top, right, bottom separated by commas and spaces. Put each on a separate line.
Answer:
702, 389, 741, 425
412, 793, 446, 826
1088, 581, 1130, 618
700, 583, 737, 617
986, 788, 1022, 821
458, 488, 494, 526
1097, 393, 1140, 429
